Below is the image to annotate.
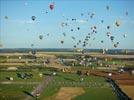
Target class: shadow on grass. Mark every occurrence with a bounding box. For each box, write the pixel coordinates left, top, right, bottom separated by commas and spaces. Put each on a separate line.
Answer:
23, 90, 35, 98
43, 73, 51, 76
63, 77, 77, 82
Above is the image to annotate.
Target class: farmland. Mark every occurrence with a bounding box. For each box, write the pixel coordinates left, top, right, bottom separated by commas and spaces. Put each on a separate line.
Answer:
0, 50, 134, 100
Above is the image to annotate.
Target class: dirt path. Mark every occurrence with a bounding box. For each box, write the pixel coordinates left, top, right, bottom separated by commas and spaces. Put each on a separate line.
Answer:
120, 85, 134, 100
25, 76, 53, 100
54, 87, 85, 100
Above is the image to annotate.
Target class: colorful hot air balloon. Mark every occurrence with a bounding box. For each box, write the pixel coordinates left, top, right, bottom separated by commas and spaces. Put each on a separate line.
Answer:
115, 20, 121, 27
49, 3, 54, 10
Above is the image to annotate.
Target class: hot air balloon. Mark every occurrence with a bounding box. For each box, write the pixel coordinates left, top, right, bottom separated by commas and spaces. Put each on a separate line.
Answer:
81, 13, 84, 16
94, 26, 97, 29
106, 5, 109, 10
107, 26, 110, 29
78, 40, 81, 43
90, 13, 95, 19
110, 36, 114, 41
77, 27, 80, 30
31, 44, 34, 48
60, 40, 64, 44
88, 33, 90, 35
74, 45, 76, 48
61, 22, 68, 27
71, 36, 75, 40
72, 18, 76, 21
39, 35, 43, 40
62, 32, 66, 36
126, 11, 128, 16
106, 32, 111, 37
117, 42, 119, 44
115, 20, 121, 27
101, 20, 104, 23
71, 29, 73, 32
123, 34, 127, 38
49, 3, 54, 10
90, 15, 93, 19
113, 44, 118, 48
101, 40, 104, 43
31, 16, 36, 21
83, 44, 86, 47
4, 16, 8, 19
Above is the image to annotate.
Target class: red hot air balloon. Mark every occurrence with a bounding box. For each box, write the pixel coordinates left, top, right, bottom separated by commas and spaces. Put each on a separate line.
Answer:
49, 3, 54, 10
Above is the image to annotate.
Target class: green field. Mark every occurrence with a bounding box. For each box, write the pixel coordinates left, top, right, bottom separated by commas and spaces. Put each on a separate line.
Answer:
73, 87, 117, 100
0, 84, 37, 100
0, 70, 118, 100
37, 71, 117, 100
1, 52, 132, 100
0, 70, 44, 82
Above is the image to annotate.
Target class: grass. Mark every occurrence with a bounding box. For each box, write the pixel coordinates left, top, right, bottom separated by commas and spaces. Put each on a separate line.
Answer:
38, 83, 60, 100
37, 72, 116, 100
102, 60, 124, 65
73, 87, 118, 100
0, 70, 118, 100
0, 84, 37, 100
0, 70, 44, 82
0, 52, 133, 100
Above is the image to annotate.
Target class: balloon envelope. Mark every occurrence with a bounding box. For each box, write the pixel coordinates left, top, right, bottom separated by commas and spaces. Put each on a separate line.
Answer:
39, 35, 43, 40
61, 40, 64, 44
4, 16, 8, 19
31, 44, 34, 47
49, 3, 54, 10
115, 21, 121, 27
31, 16, 36, 21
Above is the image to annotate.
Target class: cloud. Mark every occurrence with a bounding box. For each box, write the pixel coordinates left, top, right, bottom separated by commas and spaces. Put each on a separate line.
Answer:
6, 19, 36, 24
123, 19, 134, 25
14, 20, 36, 24
18, 20, 34, 24
76, 19, 87, 23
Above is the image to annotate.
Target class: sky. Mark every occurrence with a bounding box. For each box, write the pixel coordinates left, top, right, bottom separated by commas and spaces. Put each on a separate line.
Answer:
0, 0, 134, 49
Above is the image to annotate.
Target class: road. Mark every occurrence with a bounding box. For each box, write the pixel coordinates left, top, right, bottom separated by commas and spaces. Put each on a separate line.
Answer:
25, 76, 53, 100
